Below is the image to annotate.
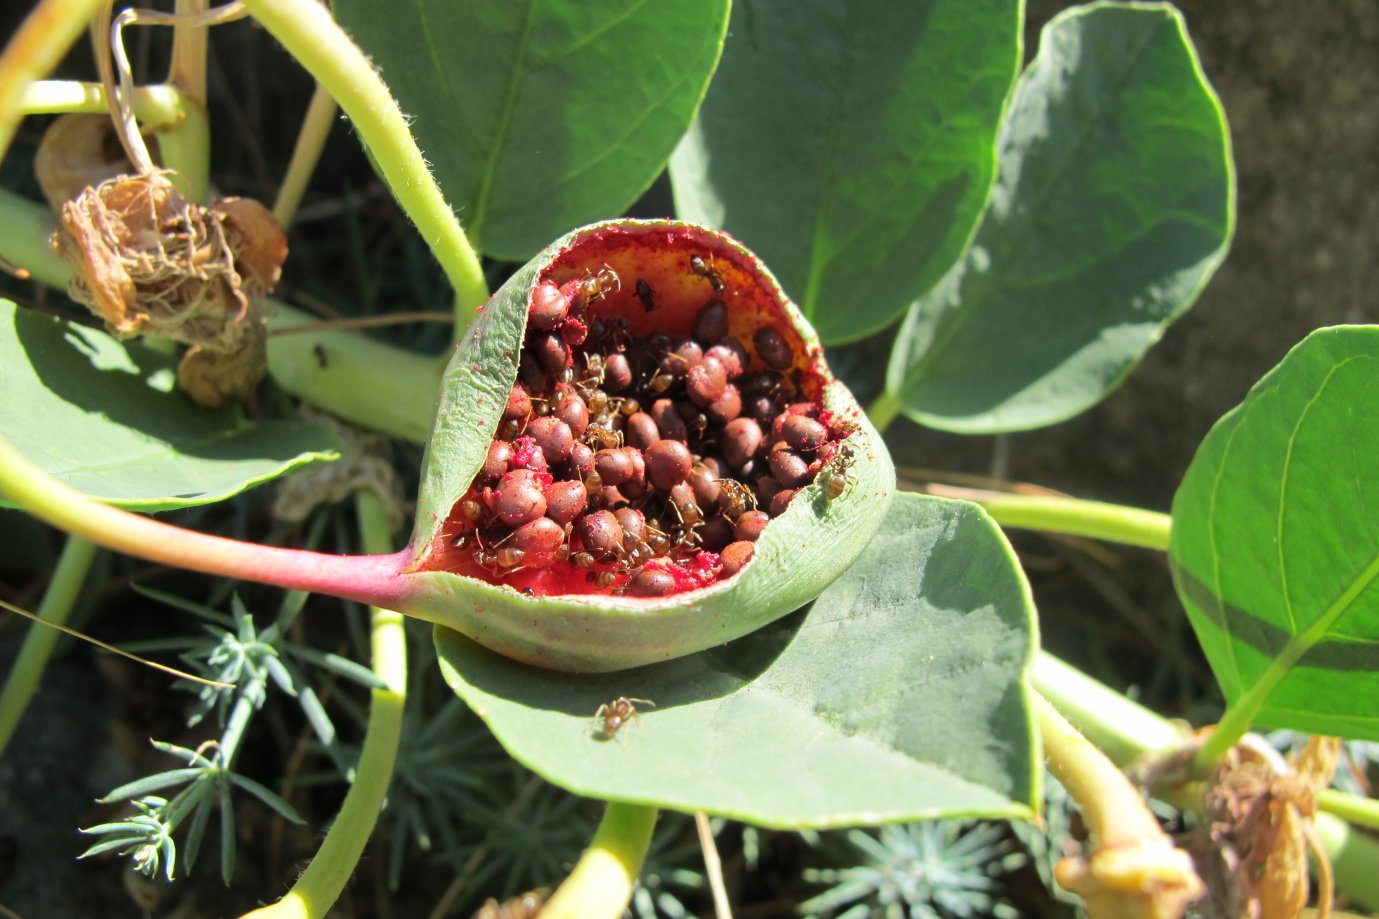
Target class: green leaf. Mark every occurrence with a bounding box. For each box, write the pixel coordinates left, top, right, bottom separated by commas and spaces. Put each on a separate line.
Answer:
436, 492, 1037, 826
1171, 326, 1379, 741
669, 0, 1021, 345
332, 0, 729, 261
886, 3, 1233, 432
0, 301, 339, 511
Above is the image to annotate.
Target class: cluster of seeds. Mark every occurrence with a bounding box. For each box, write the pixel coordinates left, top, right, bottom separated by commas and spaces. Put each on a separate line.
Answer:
444, 256, 854, 598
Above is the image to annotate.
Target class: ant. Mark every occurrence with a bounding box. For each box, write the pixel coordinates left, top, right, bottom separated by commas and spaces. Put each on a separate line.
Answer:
689, 254, 725, 294
823, 444, 856, 501
593, 697, 655, 739
717, 478, 757, 520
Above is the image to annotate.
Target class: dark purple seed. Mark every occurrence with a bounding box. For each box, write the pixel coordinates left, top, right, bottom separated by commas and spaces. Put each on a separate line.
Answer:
568, 442, 595, 479
781, 414, 828, 453
700, 517, 734, 552
645, 440, 693, 491
694, 300, 729, 343
482, 441, 512, 481
770, 449, 811, 488
528, 416, 574, 464
606, 350, 631, 386
700, 456, 724, 477
757, 476, 782, 506
519, 353, 546, 391
510, 517, 564, 567
660, 340, 703, 381
576, 510, 624, 559
544, 480, 587, 525
706, 384, 742, 425
626, 567, 675, 597
534, 332, 571, 376
595, 448, 635, 487
769, 488, 798, 517
528, 282, 568, 331
735, 510, 770, 542
754, 327, 794, 370
597, 485, 629, 508
625, 412, 660, 450
748, 394, 779, 422
614, 507, 647, 545
689, 463, 721, 508
650, 398, 688, 441
687, 357, 728, 406
493, 469, 547, 526
706, 338, 747, 377
505, 383, 532, 419
723, 417, 763, 469
721, 541, 755, 576
554, 391, 589, 437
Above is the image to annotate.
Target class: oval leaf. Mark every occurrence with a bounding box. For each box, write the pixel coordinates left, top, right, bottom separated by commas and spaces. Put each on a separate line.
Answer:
436, 492, 1037, 826
886, 3, 1233, 432
0, 301, 339, 510
1171, 326, 1379, 740
670, 0, 1022, 345
332, 0, 729, 261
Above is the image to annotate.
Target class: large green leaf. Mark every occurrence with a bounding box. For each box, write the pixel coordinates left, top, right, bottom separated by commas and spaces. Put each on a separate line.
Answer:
669, 0, 1021, 345
1171, 326, 1379, 741
332, 0, 729, 262
886, 3, 1233, 432
436, 493, 1038, 826
0, 301, 339, 511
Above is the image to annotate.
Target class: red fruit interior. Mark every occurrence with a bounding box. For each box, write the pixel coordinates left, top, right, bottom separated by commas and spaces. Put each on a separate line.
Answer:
422, 224, 856, 598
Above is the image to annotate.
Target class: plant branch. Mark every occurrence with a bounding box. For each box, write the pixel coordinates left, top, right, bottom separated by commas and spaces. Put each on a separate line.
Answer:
1034, 690, 1204, 917
0, 0, 105, 159
541, 803, 658, 919
240, 0, 489, 318
167, 0, 211, 106
0, 434, 412, 611
241, 490, 407, 919
865, 389, 902, 434
0, 535, 97, 758
927, 488, 1172, 551
272, 82, 337, 227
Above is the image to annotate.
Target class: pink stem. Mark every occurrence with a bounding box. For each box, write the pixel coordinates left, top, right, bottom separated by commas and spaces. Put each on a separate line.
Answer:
0, 437, 414, 610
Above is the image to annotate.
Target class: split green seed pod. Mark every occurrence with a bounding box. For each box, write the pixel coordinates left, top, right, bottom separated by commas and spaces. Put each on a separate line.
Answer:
401, 220, 894, 671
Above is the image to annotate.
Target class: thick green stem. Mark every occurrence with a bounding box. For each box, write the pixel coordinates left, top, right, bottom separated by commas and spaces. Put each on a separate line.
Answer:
1317, 789, 1379, 835
0, 0, 105, 158
865, 389, 902, 434
0, 534, 97, 758
541, 803, 658, 919
242, 490, 407, 919
0, 186, 441, 442
272, 83, 337, 227
1035, 650, 1379, 911
240, 0, 489, 317
963, 492, 1171, 551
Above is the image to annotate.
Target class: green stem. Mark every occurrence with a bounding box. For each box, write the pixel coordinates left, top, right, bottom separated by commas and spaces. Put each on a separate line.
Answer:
1317, 789, 1379, 835
1031, 652, 1184, 765
0, 534, 98, 758
272, 82, 337, 227
0, 186, 441, 442
541, 803, 658, 919
1034, 650, 1379, 911
240, 0, 489, 316
0, 0, 105, 158
966, 492, 1171, 551
241, 490, 407, 919
865, 389, 902, 434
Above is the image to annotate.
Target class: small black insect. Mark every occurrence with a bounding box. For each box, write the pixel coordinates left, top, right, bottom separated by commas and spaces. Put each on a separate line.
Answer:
635, 278, 657, 312
313, 344, 328, 368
